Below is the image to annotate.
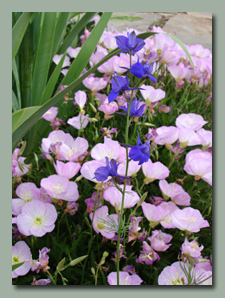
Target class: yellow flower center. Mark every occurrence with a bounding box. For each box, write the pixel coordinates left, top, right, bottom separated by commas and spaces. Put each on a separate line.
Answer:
52, 184, 64, 195
12, 256, 20, 265
34, 217, 43, 226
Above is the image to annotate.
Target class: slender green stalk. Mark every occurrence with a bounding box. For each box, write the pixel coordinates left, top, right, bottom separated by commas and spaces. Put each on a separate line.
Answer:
116, 90, 133, 285
81, 189, 99, 285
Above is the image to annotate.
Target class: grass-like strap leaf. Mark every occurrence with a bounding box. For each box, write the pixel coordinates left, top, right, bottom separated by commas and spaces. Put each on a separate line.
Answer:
57, 12, 97, 55
61, 12, 112, 85
12, 261, 25, 271
31, 12, 57, 106
12, 12, 35, 60
12, 106, 40, 134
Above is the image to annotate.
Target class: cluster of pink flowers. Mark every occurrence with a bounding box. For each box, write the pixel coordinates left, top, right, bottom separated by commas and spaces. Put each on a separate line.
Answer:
12, 19, 212, 286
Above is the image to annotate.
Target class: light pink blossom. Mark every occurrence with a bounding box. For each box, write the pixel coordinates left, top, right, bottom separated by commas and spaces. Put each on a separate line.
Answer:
53, 160, 81, 179
176, 113, 207, 131
41, 175, 79, 201
17, 200, 58, 237
154, 126, 179, 145
12, 241, 31, 278
181, 238, 204, 258
140, 84, 165, 106
42, 107, 58, 122
148, 230, 172, 251
89, 205, 118, 239
159, 180, 191, 206
67, 114, 89, 130
103, 184, 140, 210
158, 261, 189, 285
171, 207, 210, 233
142, 159, 170, 183
107, 271, 143, 285
91, 136, 121, 161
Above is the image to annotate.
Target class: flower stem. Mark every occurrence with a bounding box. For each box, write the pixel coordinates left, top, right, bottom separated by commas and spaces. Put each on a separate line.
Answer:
116, 89, 133, 285
81, 189, 100, 285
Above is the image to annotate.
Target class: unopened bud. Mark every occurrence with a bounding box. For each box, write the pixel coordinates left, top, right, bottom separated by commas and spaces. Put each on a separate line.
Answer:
75, 175, 83, 182
137, 192, 148, 207
56, 258, 66, 271
89, 103, 97, 113
69, 255, 87, 267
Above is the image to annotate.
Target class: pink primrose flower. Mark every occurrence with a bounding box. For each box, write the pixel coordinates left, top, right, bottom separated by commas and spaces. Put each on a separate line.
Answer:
31, 277, 52, 285
154, 126, 179, 145
53, 160, 81, 179
160, 201, 179, 228
67, 114, 89, 130
85, 191, 102, 213
12, 241, 31, 278
107, 271, 143, 285
196, 128, 212, 147
168, 64, 192, 80
181, 238, 204, 258
148, 230, 173, 252
194, 268, 212, 285
186, 44, 212, 59
12, 182, 40, 216
89, 205, 118, 239
141, 201, 171, 223
184, 149, 212, 186
136, 241, 160, 265
91, 136, 121, 161
74, 90, 87, 110
175, 113, 207, 131
83, 76, 107, 92
159, 179, 191, 206
171, 207, 210, 233
67, 46, 81, 58
98, 99, 119, 116
53, 54, 70, 68
17, 200, 57, 237
158, 261, 189, 285
42, 107, 58, 122
12, 148, 31, 177
103, 184, 140, 210
160, 44, 180, 65
140, 84, 165, 106
178, 127, 201, 147
41, 175, 79, 201
142, 159, 170, 183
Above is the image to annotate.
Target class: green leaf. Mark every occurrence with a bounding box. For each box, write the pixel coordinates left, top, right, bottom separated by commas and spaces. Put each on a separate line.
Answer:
12, 12, 35, 60
12, 261, 25, 271
57, 12, 97, 54
62, 12, 112, 85
12, 90, 19, 112
51, 13, 70, 57
12, 59, 21, 110
12, 106, 40, 134
110, 14, 143, 22
41, 52, 67, 105
31, 12, 57, 106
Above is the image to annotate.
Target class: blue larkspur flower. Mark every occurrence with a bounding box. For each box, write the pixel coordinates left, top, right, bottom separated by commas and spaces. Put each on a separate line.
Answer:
108, 73, 143, 103
115, 31, 145, 55
121, 55, 157, 82
119, 97, 147, 118
122, 132, 152, 165
93, 157, 132, 182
